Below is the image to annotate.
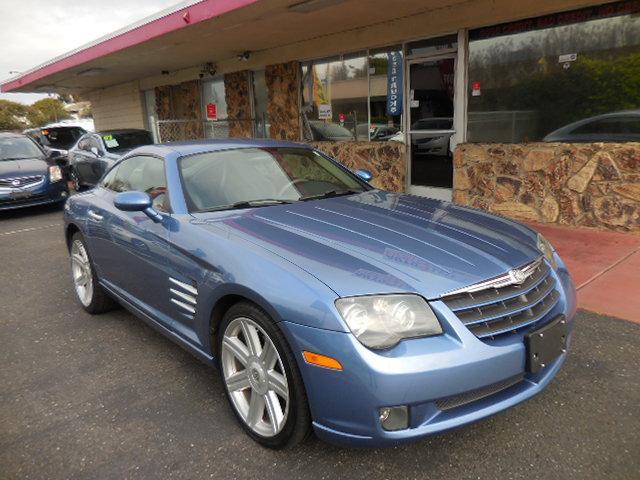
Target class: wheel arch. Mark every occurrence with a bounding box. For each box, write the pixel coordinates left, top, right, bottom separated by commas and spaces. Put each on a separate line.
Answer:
207, 285, 284, 358
65, 223, 81, 251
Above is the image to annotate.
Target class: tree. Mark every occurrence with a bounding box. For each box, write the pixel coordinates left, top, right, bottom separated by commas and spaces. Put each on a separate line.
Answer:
0, 99, 29, 130
27, 98, 70, 126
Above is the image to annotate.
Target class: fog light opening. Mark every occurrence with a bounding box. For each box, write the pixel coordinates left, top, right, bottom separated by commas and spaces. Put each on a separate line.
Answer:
378, 406, 409, 431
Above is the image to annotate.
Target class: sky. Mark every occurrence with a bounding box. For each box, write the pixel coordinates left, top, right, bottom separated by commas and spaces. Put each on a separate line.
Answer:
0, 0, 183, 104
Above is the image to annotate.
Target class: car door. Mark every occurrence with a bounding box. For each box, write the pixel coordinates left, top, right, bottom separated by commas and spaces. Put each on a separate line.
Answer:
84, 135, 109, 186
88, 155, 175, 329
71, 135, 94, 185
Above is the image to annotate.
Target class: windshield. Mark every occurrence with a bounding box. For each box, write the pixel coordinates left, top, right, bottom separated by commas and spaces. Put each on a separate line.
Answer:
0, 137, 44, 161
102, 131, 153, 153
179, 147, 367, 212
38, 127, 85, 150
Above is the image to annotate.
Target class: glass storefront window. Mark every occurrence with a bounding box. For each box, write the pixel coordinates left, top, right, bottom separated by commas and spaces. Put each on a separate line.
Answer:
201, 78, 228, 120
301, 48, 404, 142
467, 6, 640, 143
302, 52, 368, 141
201, 77, 229, 139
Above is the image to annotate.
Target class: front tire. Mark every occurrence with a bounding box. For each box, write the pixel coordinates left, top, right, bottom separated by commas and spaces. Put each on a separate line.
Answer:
70, 232, 116, 314
218, 302, 311, 449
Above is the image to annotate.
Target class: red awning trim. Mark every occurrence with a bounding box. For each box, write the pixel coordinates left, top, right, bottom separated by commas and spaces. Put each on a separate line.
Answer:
1, 0, 259, 92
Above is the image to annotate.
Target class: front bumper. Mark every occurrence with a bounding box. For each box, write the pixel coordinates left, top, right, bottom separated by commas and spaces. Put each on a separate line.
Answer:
0, 179, 68, 211
280, 259, 576, 447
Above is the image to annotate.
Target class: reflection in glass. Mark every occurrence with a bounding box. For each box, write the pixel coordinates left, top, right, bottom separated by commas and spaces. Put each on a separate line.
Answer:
409, 59, 455, 188
467, 12, 640, 143
301, 48, 404, 142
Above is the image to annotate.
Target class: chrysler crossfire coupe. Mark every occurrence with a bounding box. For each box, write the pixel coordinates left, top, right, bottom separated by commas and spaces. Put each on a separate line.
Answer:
63, 139, 576, 448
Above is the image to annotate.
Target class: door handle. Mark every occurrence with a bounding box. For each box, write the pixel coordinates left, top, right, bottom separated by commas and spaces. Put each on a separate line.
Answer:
88, 210, 103, 221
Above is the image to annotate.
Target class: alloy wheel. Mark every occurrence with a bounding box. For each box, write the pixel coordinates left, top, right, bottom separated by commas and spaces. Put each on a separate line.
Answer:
221, 317, 290, 437
70, 239, 93, 307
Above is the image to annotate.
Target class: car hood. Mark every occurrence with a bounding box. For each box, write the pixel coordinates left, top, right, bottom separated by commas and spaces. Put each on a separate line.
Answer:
194, 191, 541, 299
0, 157, 48, 179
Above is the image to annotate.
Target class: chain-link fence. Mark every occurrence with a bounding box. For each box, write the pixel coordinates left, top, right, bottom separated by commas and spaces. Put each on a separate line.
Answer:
155, 117, 268, 143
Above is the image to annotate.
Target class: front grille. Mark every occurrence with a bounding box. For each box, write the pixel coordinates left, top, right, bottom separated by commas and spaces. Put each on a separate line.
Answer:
0, 175, 44, 188
435, 374, 524, 411
442, 258, 560, 339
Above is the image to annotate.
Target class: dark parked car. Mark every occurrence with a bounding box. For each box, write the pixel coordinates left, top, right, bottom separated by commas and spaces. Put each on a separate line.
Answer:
24, 125, 87, 179
543, 110, 640, 142
24, 125, 86, 156
64, 139, 575, 448
0, 132, 68, 210
68, 129, 153, 188
308, 121, 354, 141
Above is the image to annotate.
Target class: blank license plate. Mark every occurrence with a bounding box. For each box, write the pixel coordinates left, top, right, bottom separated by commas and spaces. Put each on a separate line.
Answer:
10, 191, 31, 200
525, 315, 568, 374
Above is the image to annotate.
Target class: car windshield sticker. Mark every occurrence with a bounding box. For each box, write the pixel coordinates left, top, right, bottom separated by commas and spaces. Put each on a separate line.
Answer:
103, 135, 119, 148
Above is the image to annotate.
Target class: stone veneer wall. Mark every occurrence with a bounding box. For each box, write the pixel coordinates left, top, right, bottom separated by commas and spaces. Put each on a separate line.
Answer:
265, 61, 301, 140
310, 141, 406, 192
453, 143, 640, 232
224, 70, 253, 138
155, 80, 203, 140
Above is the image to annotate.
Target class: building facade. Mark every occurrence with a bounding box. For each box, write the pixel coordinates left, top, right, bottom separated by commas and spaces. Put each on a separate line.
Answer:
4, 0, 639, 231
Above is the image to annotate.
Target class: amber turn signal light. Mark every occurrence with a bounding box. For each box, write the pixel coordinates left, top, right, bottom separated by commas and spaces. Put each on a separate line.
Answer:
302, 351, 343, 371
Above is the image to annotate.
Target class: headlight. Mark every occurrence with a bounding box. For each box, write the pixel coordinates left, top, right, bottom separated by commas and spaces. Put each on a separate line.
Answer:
537, 233, 557, 270
49, 165, 63, 183
335, 294, 443, 350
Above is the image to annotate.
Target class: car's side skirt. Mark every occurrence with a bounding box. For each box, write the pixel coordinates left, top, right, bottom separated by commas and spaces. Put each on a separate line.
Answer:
99, 279, 216, 368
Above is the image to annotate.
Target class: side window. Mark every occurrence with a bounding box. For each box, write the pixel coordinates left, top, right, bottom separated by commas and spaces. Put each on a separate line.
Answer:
101, 165, 120, 190
77, 137, 89, 151
107, 156, 169, 212
87, 136, 102, 153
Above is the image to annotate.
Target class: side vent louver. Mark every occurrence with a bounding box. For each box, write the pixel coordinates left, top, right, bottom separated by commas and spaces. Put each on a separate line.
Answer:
169, 277, 198, 318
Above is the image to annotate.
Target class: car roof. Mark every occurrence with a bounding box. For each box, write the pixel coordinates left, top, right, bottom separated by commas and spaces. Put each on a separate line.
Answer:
544, 110, 640, 139
0, 131, 27, 138
147, 138, 313, 157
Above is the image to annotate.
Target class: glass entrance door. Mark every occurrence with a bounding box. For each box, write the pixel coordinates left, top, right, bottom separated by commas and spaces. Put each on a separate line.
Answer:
407, 55, 456, 200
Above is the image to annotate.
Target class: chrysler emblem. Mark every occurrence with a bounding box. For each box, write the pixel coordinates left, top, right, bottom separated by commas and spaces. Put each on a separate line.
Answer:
509, 269, 527, 285
11, 179, 21, 187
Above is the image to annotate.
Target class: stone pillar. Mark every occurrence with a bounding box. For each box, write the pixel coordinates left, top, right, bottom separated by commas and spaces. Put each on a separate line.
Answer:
265, 61, 301, 141
154, 80, 203, 141
224, 70, 253, 138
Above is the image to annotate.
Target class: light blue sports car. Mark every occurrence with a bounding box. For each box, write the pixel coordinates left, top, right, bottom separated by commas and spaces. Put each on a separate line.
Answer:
64, 139, 576, 448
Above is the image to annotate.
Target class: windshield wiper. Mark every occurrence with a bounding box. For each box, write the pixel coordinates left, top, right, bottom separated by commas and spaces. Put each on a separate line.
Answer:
0, 157, 36, 161
200, 199, 294, 212
301, 189, 360, 201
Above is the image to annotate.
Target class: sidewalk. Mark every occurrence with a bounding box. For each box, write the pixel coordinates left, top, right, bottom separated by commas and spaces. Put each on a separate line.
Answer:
529, 222, 640, 324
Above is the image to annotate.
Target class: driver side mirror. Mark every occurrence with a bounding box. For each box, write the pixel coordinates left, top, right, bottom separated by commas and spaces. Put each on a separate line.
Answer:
355, 169, 373, 182
114, 191, 163, 223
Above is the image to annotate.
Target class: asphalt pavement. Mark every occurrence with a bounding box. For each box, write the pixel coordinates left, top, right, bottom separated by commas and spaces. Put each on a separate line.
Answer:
1, 205, 639, 480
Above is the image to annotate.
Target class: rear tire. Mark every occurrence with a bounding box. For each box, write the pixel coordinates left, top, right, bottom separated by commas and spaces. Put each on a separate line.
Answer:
70, 232, 117, 314
218, 301, 311, 449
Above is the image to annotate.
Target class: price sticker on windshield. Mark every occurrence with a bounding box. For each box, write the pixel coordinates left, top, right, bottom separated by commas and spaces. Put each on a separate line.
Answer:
103, 135, 119, 148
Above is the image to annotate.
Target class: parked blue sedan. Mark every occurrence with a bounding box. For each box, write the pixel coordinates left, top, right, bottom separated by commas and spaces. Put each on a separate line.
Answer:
63, 139, 576, 448
0, 132, 68, 210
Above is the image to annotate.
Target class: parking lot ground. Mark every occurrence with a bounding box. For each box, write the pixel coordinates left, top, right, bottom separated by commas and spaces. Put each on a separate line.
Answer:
1, 207, 639, 480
